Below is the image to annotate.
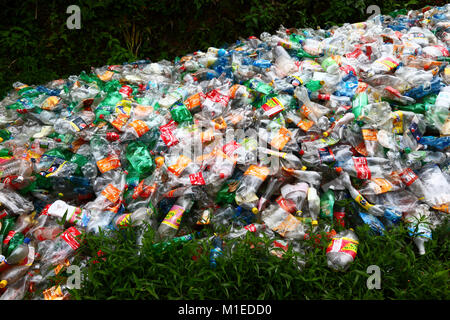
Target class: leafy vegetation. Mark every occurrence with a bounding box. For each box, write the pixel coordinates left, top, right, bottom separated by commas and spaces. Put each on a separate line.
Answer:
64, 218, 449, 300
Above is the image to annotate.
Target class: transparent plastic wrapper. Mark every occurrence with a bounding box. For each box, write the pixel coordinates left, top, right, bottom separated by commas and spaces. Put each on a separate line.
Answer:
262, 199, 307, 240
235, 165, 270, 211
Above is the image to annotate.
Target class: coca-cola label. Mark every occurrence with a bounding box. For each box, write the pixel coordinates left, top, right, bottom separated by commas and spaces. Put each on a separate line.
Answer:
346, 48, 363, 59
353, 157, 371, 180
0, 209, 8, 219
160, 126, 179, 147
60, 227, 81, 251
3, 230, 16, 245
275, 196, 296, 214
119, 85, 133, 97
223, 141, 241, 157
161, 120, 178, 132
244, 224, 257, 232
205, 90, 230, 107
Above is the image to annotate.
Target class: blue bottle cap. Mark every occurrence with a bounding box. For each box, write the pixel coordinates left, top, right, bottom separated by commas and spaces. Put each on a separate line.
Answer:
24, 238, 31, 244
218, 49, 227, 57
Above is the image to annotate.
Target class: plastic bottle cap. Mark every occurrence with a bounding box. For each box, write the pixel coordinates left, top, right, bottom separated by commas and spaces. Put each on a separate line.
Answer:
58, 193, 64, 197
251, 207, 259, 215
404, 147, 411, 153
219, 173, 225, 179
0, 280, 7, 288
312, 220, 318, 226
296, 210, 303, 215
24, 238, 31, 244
335, 167, 343, 174
323, 132, 329, 137
301, 166, 307, 171
299, 150, 305, 156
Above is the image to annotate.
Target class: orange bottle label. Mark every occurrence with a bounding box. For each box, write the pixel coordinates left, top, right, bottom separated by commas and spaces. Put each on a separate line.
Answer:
354, 141, 369, 156
244, 165, 270, 181
200, 128, 215, 143
184, 93, 203, 110
111, 113, 130, 131
168, 155, 192, 176
270, 127, 292, 150
371, 178, 393, 194
98, 70, 114, 82
228, 84, 242, 99
362, 129, 378, 141
129, 120, 149, 137
43, 285, 66, 300
101, 184, 121, 203
273, 214, 300, 237
297, 118, 314, 132
300, 104, 312, 118
41, 96, 60, 110
96, 156, 121, 173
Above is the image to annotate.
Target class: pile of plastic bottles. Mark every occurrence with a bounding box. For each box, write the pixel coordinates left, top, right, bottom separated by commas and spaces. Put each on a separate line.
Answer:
0, 4, 449, 300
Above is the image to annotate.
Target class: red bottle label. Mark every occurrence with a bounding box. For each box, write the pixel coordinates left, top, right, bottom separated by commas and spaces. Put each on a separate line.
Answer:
399, 168, 418, 186
353, 157, 371, 180
189, 172, 206, 185
60, 227, 82, 251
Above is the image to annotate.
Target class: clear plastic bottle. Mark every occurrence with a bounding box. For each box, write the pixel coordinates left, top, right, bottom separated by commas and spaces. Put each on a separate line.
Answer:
6, 238, 30, 265
280, 182, 309, 216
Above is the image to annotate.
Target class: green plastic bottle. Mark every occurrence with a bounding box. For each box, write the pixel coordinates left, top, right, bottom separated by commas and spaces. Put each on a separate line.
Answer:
126, 141, 155, 175
320, 190, 335, 220
352, 91, 368, 123
0, 149, 12, 158
0, 129, 11, 143
305, 80, 324, 92
216, 182, 236, 205
170, 103, 193, 123
0, 217, 16, 256
395, 103, 427, 114
5, 232, 25, 257
296, 48, 319, 59
70, 154, 89, 176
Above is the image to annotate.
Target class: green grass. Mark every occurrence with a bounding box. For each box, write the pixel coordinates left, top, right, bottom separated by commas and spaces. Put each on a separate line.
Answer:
65, 218, 449, 300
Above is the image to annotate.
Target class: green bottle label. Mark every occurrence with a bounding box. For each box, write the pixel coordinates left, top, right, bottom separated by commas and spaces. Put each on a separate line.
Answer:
170, 103, 193, 123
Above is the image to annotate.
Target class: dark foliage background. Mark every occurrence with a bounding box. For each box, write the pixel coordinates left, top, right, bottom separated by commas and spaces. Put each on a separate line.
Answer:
0, 0, 445, 99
